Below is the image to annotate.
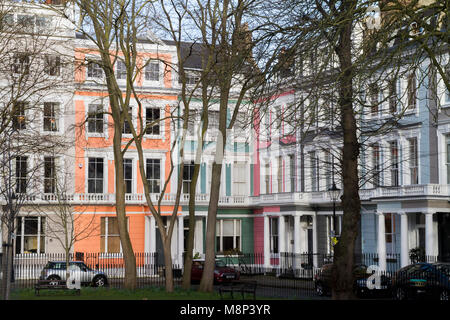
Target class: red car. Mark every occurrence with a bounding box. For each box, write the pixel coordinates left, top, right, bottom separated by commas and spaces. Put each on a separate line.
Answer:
191, 259, 240, 283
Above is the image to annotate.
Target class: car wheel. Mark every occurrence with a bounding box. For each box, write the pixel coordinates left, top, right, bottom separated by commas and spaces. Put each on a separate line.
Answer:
47, 275, 60, 286
316, 282, 325, 296
93, 275, 107, 287
439, 289, 449, 301
393, 287, 407, 300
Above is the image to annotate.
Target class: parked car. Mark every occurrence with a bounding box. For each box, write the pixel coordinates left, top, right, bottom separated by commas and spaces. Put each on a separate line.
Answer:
40, 261, 108, 287
391, 262, 450, 300
191, 259, 240, 284
314, 263, 391, 297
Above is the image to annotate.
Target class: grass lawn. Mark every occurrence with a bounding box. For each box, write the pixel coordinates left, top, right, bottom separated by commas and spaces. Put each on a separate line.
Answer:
10, 286, 225, 300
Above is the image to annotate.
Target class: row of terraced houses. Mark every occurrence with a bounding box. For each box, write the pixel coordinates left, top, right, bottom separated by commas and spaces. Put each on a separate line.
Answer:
1, 1, 449, 275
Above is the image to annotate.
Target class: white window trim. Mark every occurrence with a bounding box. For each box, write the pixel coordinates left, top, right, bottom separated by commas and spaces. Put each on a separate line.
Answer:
216, 219, 242, 253
85, 55, 105, 81
123, 157, 135, 194
144, 106, 164, 139
115, 59, 128, 82
43, 54, 62, 79
41, 101, 63, 135
145, 153, 166, 194
100, 216, 129, 255
16, 216, 46, 254
437, 124, 450, 184
85, 155, 107, 194
399, 72, 419, 116
85, 102, 108, 138
143, 59, 163, 86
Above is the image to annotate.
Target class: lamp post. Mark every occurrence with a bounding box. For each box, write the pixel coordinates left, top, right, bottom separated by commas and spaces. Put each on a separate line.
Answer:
328, 182, 341, 246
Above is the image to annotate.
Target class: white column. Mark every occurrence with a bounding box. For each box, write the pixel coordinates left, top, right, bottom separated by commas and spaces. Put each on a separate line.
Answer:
178, 216, 184, 266
150, 216, 156, 253
194, 218, 204, 255
37, 216, 41, 253
425, 212, 435, 257
264, 215, 271, 270
293, 214, 301, 274
144, 216, 150, 253
293, 215, 301, 254
376, 211, 387, 271
278, 215, 285, 253
312, 213, 318, 268
399, 212, 409, 267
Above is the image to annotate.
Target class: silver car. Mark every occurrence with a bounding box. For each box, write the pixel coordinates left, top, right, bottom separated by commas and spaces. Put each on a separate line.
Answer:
40, 261, 108, 287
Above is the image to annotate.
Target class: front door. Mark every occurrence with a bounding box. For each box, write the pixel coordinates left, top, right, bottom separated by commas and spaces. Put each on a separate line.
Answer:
438, 213, 450, 262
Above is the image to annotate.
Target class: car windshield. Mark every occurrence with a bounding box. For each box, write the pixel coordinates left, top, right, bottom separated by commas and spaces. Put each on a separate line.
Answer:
215, 260, 226, 268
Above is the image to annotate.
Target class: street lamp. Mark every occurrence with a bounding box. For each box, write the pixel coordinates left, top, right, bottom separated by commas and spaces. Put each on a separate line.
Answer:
327, 182, 341, 240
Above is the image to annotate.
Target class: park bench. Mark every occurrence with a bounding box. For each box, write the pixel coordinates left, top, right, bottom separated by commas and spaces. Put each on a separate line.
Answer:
34, 279, 81, 296
219, 280, 257, 300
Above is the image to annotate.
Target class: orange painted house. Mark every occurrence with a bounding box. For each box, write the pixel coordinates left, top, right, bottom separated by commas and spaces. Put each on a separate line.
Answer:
71, 36, 182, 261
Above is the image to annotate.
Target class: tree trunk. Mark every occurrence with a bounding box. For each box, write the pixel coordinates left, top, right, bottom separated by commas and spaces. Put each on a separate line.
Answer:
181, 163, 200, 289
2, 220, 14, 300
113, 122, 136, 290
198, 161, 222, 292
163, 236, 174, 292
331, 2, 361, 299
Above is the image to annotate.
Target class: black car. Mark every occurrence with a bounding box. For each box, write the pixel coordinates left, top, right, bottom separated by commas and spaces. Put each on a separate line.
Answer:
314, 263, 391, 298
391, 262, 450, 300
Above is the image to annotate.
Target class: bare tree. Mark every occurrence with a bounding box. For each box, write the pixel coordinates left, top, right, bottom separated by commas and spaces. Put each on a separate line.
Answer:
150, 0, 270, 292
252, 0, 448, 299
33, 169, 99, 282
0, 1, 74, 300
51, 0, 197, 291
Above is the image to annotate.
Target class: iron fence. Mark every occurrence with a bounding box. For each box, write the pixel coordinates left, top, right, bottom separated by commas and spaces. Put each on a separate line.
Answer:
0, 251, 442, 299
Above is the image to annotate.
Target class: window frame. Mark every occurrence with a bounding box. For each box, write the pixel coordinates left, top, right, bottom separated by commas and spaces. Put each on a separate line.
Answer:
86, 61, 104, 80
407, 72, 417, 111
15, 216, 46, 254
87, 104, 105, 134
389, 140, 399, 187
384, 213, 396, 253
12, 101, 27, 130
116, 59, 127, 80
216, 219, 241, 254
270, 217, 279, 254
408, 137, 419, 185
43, 102, 59, 132
100, 216, 128, 253
232, 162, 247, 196
145, 107, 161, 136
145, 60, 160, 82
15, 156, 28, 194
309, 151, 319, 192
182, 161, 195, 194
122, 106, 133, 135
44, 156, 56, 194
146, 158, 161, 194
123, 158, 133, 194
446, 135, 450, 184
44, 55, 61, 77
87, 157, 104, 194
371, 143, 381, 187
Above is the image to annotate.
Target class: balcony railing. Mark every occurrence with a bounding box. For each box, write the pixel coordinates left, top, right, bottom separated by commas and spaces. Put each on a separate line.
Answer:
14, 192, 250, 206
250, 184, 450, 206
6, 184, 449, 207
